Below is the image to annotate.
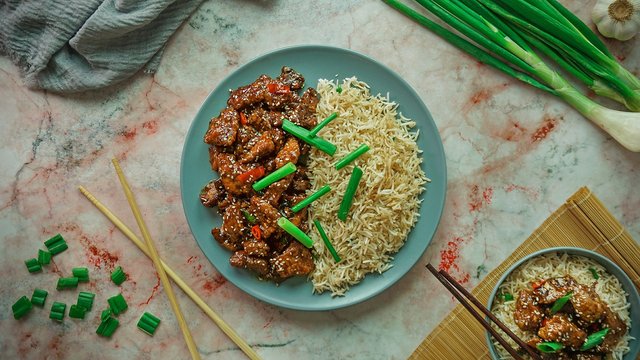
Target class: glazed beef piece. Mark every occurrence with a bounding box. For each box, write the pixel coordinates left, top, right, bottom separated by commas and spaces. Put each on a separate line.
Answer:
285, 87, 319, 128
595, 309, 627, 352
571, 283, 607, 325
249, 196, 281, 239
514, 290, 544, 331
533, 276, 577, 304
204, 108, 239, 146
538, 314, 587, 349
274, 137, 301, 168
215, 153, 252, 196
229, 251, 270, 277
227, 68, 302, 111
277, 66, 305, 90
271, 241, 315, 279
239, 131, 276, 163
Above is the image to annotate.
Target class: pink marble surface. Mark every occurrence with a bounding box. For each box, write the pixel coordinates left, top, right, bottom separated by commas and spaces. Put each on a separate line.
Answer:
1, 1, 639, 359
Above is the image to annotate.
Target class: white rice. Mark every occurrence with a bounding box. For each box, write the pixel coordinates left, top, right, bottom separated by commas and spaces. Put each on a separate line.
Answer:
490, 253, 633, 359
306, 77, 428, 296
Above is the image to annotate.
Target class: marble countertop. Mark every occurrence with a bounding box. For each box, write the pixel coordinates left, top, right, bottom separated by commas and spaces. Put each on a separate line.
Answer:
1, 1, 639, 359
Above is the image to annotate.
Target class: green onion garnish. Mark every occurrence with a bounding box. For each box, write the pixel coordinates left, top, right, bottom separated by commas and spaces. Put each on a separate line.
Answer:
137, 312, 162, 336
38, 249, 51, 265
49, 302, 66, 322
313, 219, 341, 263
69, 304, 86, 319
31, 288, 48, 307
57, 276, 79, 290
536, 342, 563, 353
281, 119, 337, 156
334, 144, 370, 170
502, 292, 514, 301
551, 291, 573, 314
252, 162, 297, 192
25, 258, 42, 273
338, 166, 363, 222
44, 233, 68, 255
72, 267, 89, 282
77, 291, 95, 311
101, 308, 112, 322
589, 267, 600, 280
336, 85, 342, 93
308, 112, 339, 137
291, 185, 331, 213
241, 209, 256, 224
581, 328, 610, 351
96, 316, 119, 337
107, 293, 128, 316
110, 266, 127, 285
277, 217, 314, 248
12, 296, 33, 319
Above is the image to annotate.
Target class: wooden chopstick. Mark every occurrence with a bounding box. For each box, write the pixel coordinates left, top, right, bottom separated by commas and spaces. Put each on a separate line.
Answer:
78, 185, 261, 360
426, 263, 541, 360
111, 159, 201, 360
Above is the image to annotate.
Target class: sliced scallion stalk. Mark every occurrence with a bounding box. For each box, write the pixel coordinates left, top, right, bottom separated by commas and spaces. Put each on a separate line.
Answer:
12, 296, 33, 319
291, 185, 331, 213
57, 277, 79, 290
77, 291, 95, 311
277, 217, 314, 248
536, 342, 563, 353
137, 312, 162, 336
110, 266, 127, 285
550, 291, 572, 314
72, 267, 89, 282
281, 119, 337, 156
309, 112, 339, 137
252, 162, 296, 192
335, 144, 370, 170
313, 220, 341, 263
44, 233, 68, 255
338, 166, 363, 221
31, 288, 48, 307
581, 328, 610, 351
49, 302, 66, 322
25, 258, 42, 273
68, 304, 86, 319
38, 249, 51, 265
107, 293, 128, 316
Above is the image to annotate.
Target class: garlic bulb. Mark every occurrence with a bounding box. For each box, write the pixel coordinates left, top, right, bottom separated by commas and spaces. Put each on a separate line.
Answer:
592, 0, 640, 41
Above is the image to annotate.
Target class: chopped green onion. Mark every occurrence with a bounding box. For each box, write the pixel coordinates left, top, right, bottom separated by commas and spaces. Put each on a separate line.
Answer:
107, 293, 128, 316
38, 249, 51, 265
308, 112, 339, 137
101, 308, 112, 322
241, 209, 256, 224
277, 217, 314, 248
551, 291, 573, 314
281, 119, 337, 156
502, 292, 514, 301
589, 267, 600, 280
12, 296, 32, 319
291, 185, 331, 213
252, 162, 297, 192
69, 304, 86, 319
536, 342, 563, 353
72, 267, 89, 282
313, 219, 341, 263
57, 277, 79, 290
581, 328, 610, 351
25, 258, 42, 273
335, 144, 370, 170
96, 317, 119, 337
31, 289, 48, 307
338, 166, 363, 222
49, 302, 66, 322
44, 233, 68, 255
110, 266, 127, 285
77, 291, 95, 311
137, 312, 162, 336
336, 85, 342, 93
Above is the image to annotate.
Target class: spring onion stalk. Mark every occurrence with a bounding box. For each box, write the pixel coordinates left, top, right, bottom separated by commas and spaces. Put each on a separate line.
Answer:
338, 167, 364, 221
107, 293, 128, 315
44, 233, 68, 255
137, 312, 162, 336
313, 219, 341, 262
57, 277, 79, 290
277, 217, 314, 248
383, 0, 640, 152
537, 342, 563, 353
77, 291, 95, 311
550, 291, 572, 314
31, 288, 48, 307
72, 267, 90, 282
282, 119, 337, 155
335, 144, 370, 170
309, 112, 339, 137
252, 162, 297, 192
50, 302, 66, 321
581, 328, 610, 351
25, 258, 42, 273
291, 185, 331, 213
110, 266, 127, 285
13, 296, 33, 319
38, 249, 51, 265
96, 316, 119, 337
69, 304, 87, 319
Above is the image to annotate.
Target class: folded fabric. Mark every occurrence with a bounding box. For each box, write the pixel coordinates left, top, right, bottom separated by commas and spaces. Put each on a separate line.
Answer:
0, 0, 204, 93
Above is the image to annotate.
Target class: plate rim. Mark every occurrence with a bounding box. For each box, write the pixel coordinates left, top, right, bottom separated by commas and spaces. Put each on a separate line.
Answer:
179, 44, 447, 311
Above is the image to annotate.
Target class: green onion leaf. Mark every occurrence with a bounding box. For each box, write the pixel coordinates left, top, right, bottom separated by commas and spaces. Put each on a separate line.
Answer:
31, 289, 48, 307
336, 85, 342, 93
12, 296, 33, 319
96, 317, 119, 337
25, 258, 42, 273
309, 112, 339, 137
537, 342, 563, 353
49, 302, 66, 322
57, 277, 79, 290
502, 292, 514, 301
281, 119, 337, 156
38, 249, 51, 265
291, 185, 331, 213
313, 219, 341, 263
101, 308, 112, 322
241, 209, 256, 224
550, 291, 572, 314
107, 293, 128, 316
44, 233, 68, 255
69, 304, 86, 319
252, 162, 297, 192
335, 144, 370, 170
77, 291, 95, 311
581, 328, 610, 351
589, 267, 600, 280
72, 267, 90, 282
137, 312, 162, 336
277, 217, 314, 248
338, 166, 363, 222
110, 266, 127, 285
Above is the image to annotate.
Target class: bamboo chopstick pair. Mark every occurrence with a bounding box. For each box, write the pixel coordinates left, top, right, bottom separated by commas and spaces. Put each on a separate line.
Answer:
79, 158, 260, 360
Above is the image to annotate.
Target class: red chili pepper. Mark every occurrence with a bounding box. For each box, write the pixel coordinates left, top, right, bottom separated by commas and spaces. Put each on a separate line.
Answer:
239, 112, 248, 125
251, 225, 262, 240
267, 83, 290, 95
236, 166, 265, 183
267, 83, 277, 93
531, 280, 546, 290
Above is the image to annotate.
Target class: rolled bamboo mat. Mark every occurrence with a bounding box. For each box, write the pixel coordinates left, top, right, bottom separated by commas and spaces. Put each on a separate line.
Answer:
409, 187, 640, 359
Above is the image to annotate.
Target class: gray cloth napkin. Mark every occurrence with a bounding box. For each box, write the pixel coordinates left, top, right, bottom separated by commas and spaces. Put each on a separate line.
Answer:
0, 0, 204, 93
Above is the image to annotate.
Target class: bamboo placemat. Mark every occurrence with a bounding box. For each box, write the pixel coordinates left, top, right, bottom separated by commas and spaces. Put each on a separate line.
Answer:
410, 187, 640, 359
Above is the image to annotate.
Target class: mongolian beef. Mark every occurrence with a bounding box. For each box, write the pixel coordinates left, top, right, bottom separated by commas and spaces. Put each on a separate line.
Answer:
199, 67, 317, 281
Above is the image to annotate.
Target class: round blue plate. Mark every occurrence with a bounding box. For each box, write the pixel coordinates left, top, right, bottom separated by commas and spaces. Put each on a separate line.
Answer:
180, 45, 447, 311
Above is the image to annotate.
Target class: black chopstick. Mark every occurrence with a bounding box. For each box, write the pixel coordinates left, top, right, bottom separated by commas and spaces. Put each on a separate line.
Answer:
426, 263, 541, 360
